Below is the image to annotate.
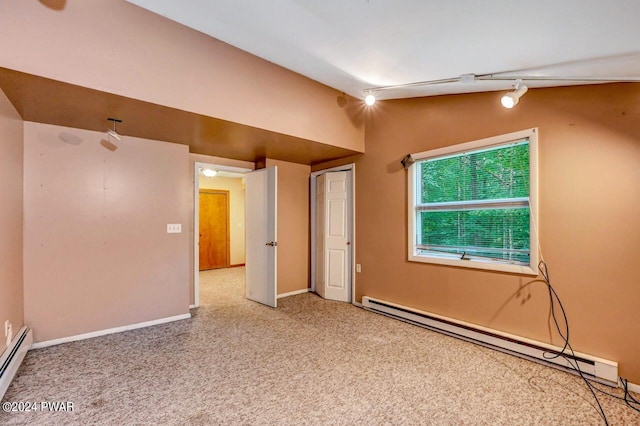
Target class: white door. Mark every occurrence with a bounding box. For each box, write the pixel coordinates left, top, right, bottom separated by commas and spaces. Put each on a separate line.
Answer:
315, 174, 326, 298
245, 167, 277, 308
318, 171, 350, 302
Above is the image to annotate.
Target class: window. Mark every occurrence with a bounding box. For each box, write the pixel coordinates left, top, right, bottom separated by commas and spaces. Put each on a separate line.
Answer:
408, 129, 538, 275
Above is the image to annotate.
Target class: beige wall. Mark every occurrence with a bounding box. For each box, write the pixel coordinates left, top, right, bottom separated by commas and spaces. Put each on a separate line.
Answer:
198, 175, 246, 266
0, 0, 364, 153
0, 88, 23, 353
355, 83, 640, 382
23, 122, 191, 343
266, 159, 311, 295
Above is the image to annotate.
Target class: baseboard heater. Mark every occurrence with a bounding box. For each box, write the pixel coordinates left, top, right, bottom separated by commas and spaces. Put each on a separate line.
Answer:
0, 326, 33, 400
362, 296, 618, 386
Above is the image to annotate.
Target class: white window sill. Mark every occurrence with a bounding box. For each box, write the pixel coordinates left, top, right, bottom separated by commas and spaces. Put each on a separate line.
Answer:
408, 253, 538, 276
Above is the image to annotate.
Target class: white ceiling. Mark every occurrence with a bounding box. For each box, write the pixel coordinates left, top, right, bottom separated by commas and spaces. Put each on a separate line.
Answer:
126, 0, 640, 100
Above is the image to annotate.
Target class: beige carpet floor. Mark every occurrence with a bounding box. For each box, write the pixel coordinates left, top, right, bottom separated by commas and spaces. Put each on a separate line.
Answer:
2, 267, 639, 425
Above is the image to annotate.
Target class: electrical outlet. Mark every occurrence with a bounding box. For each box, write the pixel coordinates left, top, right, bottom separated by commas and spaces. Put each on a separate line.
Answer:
356, 264, 362, 273
167, 224, 182, 233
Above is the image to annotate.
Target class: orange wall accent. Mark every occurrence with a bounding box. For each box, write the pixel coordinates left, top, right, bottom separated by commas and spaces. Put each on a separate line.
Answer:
267, 159, 311, 295
23, 122, 191, 343
355, 83, 640, 382
0, 0, 364, 153
0, 88, 24, 353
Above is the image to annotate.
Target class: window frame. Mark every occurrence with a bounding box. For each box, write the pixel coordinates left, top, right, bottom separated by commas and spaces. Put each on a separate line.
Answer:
407, 128, 539, 275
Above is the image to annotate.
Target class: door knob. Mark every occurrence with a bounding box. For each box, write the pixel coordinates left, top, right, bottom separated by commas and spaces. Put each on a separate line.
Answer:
266, 241, 278, 246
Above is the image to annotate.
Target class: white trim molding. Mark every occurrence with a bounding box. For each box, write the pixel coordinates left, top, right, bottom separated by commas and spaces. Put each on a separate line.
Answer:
31, 313, 191, 349
277, 288, 309, 299
626, 381, 640, 394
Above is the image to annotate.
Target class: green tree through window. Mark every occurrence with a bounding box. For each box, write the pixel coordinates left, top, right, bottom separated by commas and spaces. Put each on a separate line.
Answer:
420, 142, 529, 263
415, 140, 532, 266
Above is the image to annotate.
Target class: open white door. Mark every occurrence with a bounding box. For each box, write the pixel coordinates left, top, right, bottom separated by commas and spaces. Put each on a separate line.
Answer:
245, 167, 277, 307
317, 171, 351, 302
315, 174, 326, 299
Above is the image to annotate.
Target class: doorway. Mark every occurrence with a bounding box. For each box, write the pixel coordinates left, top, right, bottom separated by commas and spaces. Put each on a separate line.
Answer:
310, 164, 356, 304
194, 162, 251, 307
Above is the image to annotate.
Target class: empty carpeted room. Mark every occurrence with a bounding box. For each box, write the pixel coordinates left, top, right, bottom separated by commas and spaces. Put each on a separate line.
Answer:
1, 1, 639, 425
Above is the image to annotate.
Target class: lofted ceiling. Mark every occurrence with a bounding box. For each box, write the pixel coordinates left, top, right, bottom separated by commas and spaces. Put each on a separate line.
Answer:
126, 0, 640, 100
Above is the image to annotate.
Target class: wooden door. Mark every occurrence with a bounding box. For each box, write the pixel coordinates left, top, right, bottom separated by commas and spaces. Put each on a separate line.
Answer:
199, 189, 230, 270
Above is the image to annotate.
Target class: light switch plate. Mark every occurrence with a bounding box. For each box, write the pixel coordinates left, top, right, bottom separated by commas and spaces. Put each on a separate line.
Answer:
167, 224, 182, 233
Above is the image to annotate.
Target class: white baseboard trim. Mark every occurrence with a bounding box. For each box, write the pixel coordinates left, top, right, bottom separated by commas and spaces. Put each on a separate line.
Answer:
189, 304, 196, 309
352, 301, 363, 308
626, 381, 640, 394
31, 313, 191, 349
277, 288, 309, 299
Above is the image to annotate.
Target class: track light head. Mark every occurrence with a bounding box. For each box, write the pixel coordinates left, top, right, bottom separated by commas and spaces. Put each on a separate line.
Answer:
364, 93, 376, 106
501, 82, 528, 108
501, 94, 516, 108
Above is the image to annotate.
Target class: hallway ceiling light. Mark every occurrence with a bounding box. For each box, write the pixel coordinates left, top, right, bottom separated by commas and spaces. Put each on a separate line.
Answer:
202, 168, 217, 177
501, 80, 528, 108
106, 117, 122, 141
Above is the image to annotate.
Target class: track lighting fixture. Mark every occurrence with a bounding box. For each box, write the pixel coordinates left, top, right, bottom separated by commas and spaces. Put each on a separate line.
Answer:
501, 80, 528, 108
107, 118, 122, 141
363, 72, 640, 107
364, 93, 376, 106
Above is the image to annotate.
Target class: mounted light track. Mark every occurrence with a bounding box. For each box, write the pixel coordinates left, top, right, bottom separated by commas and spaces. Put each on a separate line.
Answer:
362, 72, 640, 106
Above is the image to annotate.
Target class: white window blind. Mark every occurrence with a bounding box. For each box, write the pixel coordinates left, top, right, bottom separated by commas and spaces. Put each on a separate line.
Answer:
408, 129, 538, 274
